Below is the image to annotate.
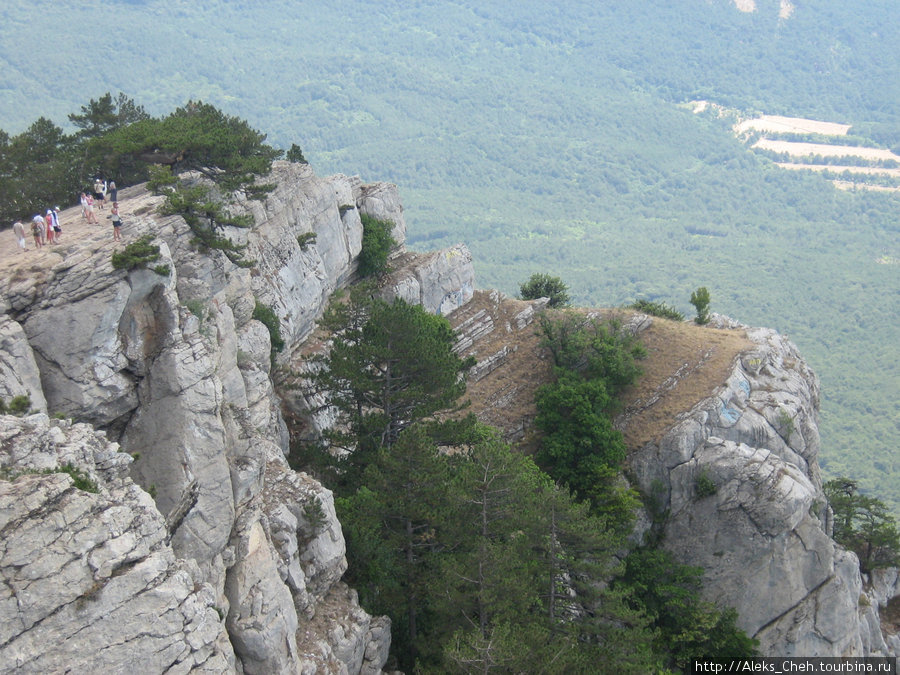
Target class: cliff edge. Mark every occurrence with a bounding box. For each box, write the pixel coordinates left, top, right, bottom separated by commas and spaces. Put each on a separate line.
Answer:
0, 161, 473, 673
449, 293, 900, 658
2, 160, 896, 669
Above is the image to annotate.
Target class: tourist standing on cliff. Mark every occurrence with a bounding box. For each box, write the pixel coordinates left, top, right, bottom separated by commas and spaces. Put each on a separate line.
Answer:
93, 178, 105, 210
49, 207, 62, 242
45, 210, 55, 244
31, 215, 44, 248
12, 220, 27, 251
109, 180, 117, 203
85, 193, 98, 224
111, 202, 122, 241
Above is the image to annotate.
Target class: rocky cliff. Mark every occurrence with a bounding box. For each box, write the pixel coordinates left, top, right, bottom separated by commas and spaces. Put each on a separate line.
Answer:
0, 161, 473, 673
448, 294, 900, 658
1, 160, 896, 669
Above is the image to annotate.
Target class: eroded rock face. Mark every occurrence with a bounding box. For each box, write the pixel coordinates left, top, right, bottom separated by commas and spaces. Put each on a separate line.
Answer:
0, 414, 235, 674
0, 317, 46, 412
629, 317, 896, 656
0, 162, 402, 673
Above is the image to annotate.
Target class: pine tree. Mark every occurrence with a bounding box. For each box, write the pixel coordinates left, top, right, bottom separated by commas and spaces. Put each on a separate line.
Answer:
310, 287, 475, 463
338, 425, 457, 669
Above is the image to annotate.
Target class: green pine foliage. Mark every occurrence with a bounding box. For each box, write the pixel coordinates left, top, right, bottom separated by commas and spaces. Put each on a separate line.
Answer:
629, 299, 685, 321
338, 424, 657, 673
111, 235, 164, 272
286, 143, 308, 164
825, 478, 900, 572
358, 214, 397, 278
533, 313, 645, 528
537, 313, 646, 397
518, 272, 571, 307
309, 287, 475, 463
0, 395, 33, 416
690, 287, 711, 325
534, 373, 625, 497
618, 548, 758, 669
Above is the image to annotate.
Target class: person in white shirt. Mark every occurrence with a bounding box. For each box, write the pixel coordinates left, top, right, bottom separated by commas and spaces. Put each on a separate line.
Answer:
12, 220, 27, 251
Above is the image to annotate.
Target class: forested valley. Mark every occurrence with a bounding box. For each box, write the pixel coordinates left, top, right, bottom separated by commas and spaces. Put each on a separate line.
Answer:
1, 0, 898, 512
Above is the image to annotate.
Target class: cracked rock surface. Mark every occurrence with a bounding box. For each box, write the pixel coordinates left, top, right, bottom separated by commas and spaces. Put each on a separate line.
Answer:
629, 318, 896, 656
0, 415, 235, 674
0, 162, 413, 673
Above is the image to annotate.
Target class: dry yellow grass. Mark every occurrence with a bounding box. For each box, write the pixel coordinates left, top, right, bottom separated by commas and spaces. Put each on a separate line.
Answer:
735, 115, 850, 136
754, 138, 900, 162
616, 318, 750, 450
453, 295, 751, 454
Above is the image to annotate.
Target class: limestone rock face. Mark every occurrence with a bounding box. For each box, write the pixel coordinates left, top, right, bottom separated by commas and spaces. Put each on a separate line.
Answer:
0, 162, 401, 673
0, 414, 235, 674
380, 244, 476, 315
0, 317, 46, 413
628, 317, 897, 656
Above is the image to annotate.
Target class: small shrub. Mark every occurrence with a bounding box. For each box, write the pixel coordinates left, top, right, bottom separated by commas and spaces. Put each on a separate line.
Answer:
253, 300, 285, 363
185, 299, 208, 320
690, 286, 711, 325
302, 496, 328, 536
57, 463, 99, 493
629, 299, 685, 321
6, 395, 33, 416
776, 409, 795, 440
111, 235, 162, 271
358, 214, 397, 278
519, 273, 571, 307
696, 470, 717, 498
152, 264, 171, 276
296, 232, 317, 250
236, 349, 253, 368
286, 143, 308, 164
0, 463, 98, 493
147, 484, 157, 499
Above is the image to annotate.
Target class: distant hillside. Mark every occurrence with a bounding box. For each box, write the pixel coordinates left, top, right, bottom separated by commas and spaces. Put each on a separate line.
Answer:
1, 0, 898, 511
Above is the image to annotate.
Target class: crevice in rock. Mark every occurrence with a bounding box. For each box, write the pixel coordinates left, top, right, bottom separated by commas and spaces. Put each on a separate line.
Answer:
752, 574, 835, 639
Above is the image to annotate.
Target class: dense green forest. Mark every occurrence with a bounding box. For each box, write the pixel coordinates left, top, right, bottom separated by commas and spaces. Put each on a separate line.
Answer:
1, 0, 899, 511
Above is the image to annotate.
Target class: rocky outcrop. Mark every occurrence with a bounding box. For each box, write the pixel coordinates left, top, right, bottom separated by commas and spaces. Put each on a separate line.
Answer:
0, 317, 46, 413
0, 160, 479, 673
380, 245, 475, 316
447, 297, 900, 657
628, 315, 898, 656
6, 156, 890, 666
0, 414, 235, 673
